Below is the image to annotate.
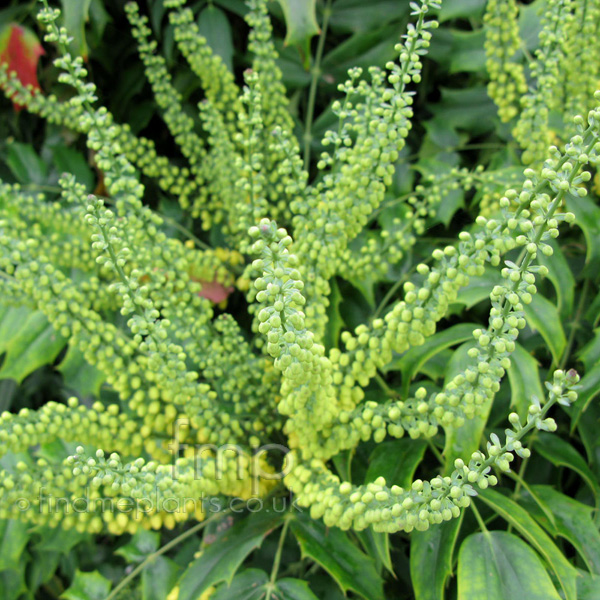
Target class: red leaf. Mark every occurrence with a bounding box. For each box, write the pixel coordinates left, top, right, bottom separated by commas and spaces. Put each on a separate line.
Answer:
196, 279, 234, 304
0, 23, 44, 111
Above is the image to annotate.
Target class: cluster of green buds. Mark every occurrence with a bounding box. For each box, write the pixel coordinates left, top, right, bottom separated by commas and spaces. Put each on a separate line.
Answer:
285, 369, 579, 533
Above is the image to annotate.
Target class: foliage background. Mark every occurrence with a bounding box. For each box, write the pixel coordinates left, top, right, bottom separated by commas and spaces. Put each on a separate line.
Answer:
0, 0, 598, 599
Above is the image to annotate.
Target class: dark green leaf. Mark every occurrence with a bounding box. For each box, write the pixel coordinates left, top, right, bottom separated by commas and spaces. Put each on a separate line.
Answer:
0, 311, 66, 383
178, 512, 283, 600
506, 343, 544, 419
276, 0, 319, 46
578, 329, 600, 372
197, 5, 234, 72
275, 578, 320, 600
354, 528, 393, 576
385, 322, 479, 396
430, 87, 497, 135
35, 525, 89, 554
365, 438, 427, 488
6, 142, 48, 184
329, 0, 409, 33
439, 0, 486, 22
410, 513, 463, 600
577, 570, 600, 600
523, 294, 566, 364
322, 25, 399, 88
449, 29, 487, 74
60, 0, 93, 58
61, 570, 111, 600
290, 514, 384, 600
571, 363, 600, 431
0, 567, 27, 600
211, 569, 268, 600
566, 193, 600, 278
477, 489, 577, 600
457, 531, 561, 600
57, 345, 106, 397
537, 239, 575, 317
115, 529, 160, 563
526, 486, 600, 575
0, 519, 29, 572
443, 342, 492, 470
323, 278, 343, 351
534, 433, 599, 496
52, 145, 95, 190
142, 556, 182, 600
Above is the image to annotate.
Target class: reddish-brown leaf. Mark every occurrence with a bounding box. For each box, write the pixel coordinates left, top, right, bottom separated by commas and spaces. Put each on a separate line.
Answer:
0, 23, 44, 111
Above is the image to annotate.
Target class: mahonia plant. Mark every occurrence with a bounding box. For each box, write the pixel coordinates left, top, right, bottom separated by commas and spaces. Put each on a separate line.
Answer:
0, 0, 596, 545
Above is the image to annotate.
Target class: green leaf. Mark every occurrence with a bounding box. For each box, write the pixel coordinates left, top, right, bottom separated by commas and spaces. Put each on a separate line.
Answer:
439, 0, 487, 22
410, 513, 463, 600
443, 342, 493, 470
328, 0, 410, 33
323, 278, 343, 352
453, 269, 502, 309
522, 294, 566, 364
477, 490, 577, 600
448, 29, 487, 74
60, 0, 93, 59
385, 322, 479, 396
57, 345, 106, 397
430, 87, 497, 135
577, 570, 600, 600
566, 194, 600, 278
537, 239, 575, 317
276, 578, 320, 600
578, 329, 600, 372
0, 303, 31, 355
115, 529, 160, 563
52, 145, 95, 190
178, 512, 283, 600
142, 556, 182, 600
457, 531, 561, 600
0, 567, 27, 600
534, 432, 599, 497
61, 570, 111, 600
365, 438, 427, 488
35, 525, 89, 555
585, 289, 600, 327
0, 519, 29, 572
211, 569, 268, 600
6, 142, 48, 184
525, 486, 600, 575
276, 0, 319, 46
197, 5, 234, 72
354, 528, 393, 576
506, 343, 544, 419
28, 549, 61, 590
571, 363, 600, 431
0, 310, 66, 383
290, 514, 384, 600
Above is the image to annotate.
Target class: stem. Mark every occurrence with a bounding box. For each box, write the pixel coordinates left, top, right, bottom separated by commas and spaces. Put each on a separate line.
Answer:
427, 439, 444, 466
303, 0, 332, 169
265, 517, 291, 600
470, 500, 489, 534
106, 510, 227, 600
557, 277, 590, 371
372, 257, 434, 320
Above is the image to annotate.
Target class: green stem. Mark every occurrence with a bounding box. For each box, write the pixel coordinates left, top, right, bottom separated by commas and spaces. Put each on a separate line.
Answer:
303, 0, 332, 168
470, 500, 489, 534
557, 277, 590, 371
427, 439, 444, 466
265, 517, 291, 600
106, 510, 227, 600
